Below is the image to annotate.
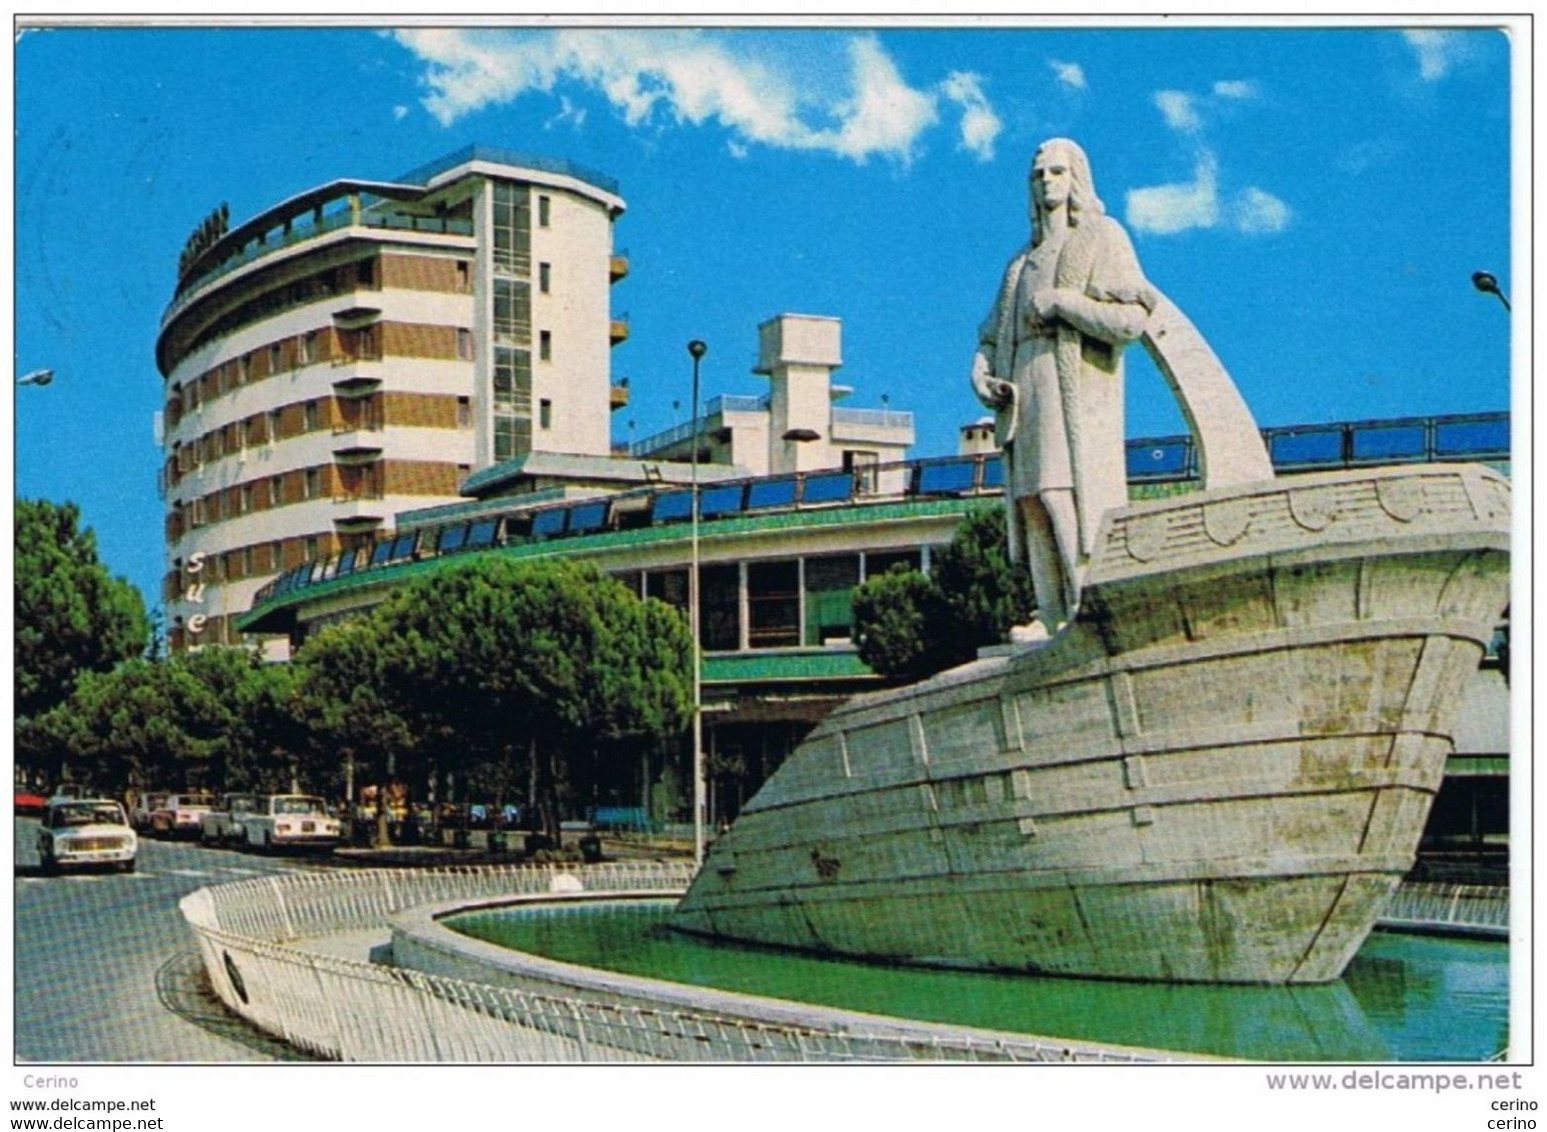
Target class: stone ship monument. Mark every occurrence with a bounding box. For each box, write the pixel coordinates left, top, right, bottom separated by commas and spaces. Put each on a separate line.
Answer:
672, 140, 1510, 984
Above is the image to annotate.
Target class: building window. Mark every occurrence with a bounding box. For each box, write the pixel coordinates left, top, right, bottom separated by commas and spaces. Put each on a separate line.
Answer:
269, 344, 282, 373
747, 559, 801, 648
804, 554, 860, 645
300, 331, 318, 365
865, 549, 923, 579
240, 354, 253, 384
357, 258, 375, 288
243, 545, 255, 576
304, 467, 321, 500
457, 328, 474, 361
267, 409, 283, 442
701, 564, 741, 652
494, 346, 525, 411
456, 260, 471, 292
268, 476, 281, 507
645, 568, 688, 613
844, 450, 880, 495
492, 182, 532, 274
537, 194, 551, 227
494, 279, 531, 345
304, 400, 320, 432
539, 330, 552, 361
494, 415, 532, 462
539, 262, 551, 294
539, 399, 552, 430
457, 397, 472, 428
240, 483, 254, 515
305, 536, 319, 562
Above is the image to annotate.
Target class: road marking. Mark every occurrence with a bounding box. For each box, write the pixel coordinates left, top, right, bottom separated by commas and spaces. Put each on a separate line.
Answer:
163, 868, 216, 877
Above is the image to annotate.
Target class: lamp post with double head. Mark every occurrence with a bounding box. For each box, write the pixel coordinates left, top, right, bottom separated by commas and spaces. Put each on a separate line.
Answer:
687, 339, 708, 867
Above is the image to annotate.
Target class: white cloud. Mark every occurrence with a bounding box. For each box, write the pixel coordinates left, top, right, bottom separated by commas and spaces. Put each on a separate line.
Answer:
940, 71, 1001, 161
1126, 154, 1219, 235
392, 105, 409, 122
822, 37, 939, 162
545, 95, 587, 131
1128, 155, 1290, 237
1049, 59, 1086, 90
1135, 82, 1289, 237
391, 28, 946, 164
1402, 29, 1461, 81
1154, 90, 1202, 133
1231, 187, 1292, 234
1211, 79, 1256, 100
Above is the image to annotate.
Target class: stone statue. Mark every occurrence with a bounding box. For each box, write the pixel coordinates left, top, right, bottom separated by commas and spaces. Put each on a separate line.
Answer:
972, 138, 1152, 633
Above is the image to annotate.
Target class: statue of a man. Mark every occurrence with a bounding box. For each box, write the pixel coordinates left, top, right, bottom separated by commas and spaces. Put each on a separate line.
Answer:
971, 138, 1153, 634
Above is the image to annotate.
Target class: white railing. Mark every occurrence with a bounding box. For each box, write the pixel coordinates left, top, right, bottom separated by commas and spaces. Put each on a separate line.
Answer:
1377, 881, 1509, 936
179, 863, 1164, 1064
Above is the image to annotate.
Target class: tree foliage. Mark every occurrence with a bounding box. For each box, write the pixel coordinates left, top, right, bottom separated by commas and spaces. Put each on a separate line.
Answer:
853, 507, 1035, 681
18, 646, 287, 793
15, 498, 150, 721
291, 557, 694, 840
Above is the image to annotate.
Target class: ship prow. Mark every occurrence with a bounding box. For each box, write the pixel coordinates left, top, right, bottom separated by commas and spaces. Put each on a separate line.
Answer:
673, 463, 1510, 984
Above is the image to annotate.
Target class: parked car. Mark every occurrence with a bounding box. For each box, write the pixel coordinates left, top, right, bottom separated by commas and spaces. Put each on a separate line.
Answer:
200, 793, 261, 846
130, 791, 169, 833
14, 790, 48, 816
148, 792, 217, 839
37, 798, 138, 874
240, 795, 343, 854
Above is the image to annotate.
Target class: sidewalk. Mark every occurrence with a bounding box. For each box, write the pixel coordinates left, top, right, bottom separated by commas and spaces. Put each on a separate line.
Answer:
330, 831, 695, 869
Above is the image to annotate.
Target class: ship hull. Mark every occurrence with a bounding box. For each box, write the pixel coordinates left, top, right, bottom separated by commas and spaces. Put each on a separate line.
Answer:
673, 464, 1510, 984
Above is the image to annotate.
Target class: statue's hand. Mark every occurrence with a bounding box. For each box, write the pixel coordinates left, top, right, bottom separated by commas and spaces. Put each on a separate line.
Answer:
1030, 288, 1064, 324
971, 351, 1012, 411
980, 379, 1014, 411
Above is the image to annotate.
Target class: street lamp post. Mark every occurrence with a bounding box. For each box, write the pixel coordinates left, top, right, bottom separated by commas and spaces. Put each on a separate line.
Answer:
687, 339, 708, 867
1472, 271, 1511, 312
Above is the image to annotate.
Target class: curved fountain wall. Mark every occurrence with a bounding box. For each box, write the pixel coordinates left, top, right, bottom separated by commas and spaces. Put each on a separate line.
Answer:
179, 862, 1180, 1062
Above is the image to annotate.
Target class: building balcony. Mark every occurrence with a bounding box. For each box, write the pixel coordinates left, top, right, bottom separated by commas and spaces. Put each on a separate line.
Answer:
332, 423, 384, 463
830, 407, 916, 446
609, 314, 630, 344
332, 299, 383, 328
332, 495, 386, 526
331, 359, 385, 394
610, 378, 630, 410
609, 252, 629, 281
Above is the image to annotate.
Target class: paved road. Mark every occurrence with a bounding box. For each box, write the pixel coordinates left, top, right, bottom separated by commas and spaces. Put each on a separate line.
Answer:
13, 817, 332, 1062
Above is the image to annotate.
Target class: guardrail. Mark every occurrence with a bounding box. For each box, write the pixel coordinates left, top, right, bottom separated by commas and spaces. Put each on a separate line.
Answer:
179, 862, 1167, 1063
1377, 881, 1509, 937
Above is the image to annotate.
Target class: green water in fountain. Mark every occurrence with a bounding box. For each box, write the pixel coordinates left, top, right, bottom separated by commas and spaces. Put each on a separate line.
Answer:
447, 899, 1507, 1061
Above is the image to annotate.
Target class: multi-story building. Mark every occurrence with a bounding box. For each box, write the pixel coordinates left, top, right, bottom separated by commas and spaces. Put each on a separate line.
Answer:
156, 146, 630, 654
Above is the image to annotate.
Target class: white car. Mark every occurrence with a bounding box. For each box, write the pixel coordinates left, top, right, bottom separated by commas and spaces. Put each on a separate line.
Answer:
200, 793, 260, 846
148, 792, 216, 839
241, 795, 342, 854
37, 798, 138, 874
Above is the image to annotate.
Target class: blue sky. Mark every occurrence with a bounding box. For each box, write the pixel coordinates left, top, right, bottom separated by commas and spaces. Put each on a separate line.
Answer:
12, 21, 1515, 611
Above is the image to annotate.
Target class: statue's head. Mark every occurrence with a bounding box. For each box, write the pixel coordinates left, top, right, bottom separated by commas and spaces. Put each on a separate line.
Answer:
1029, 137, 1103, 242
